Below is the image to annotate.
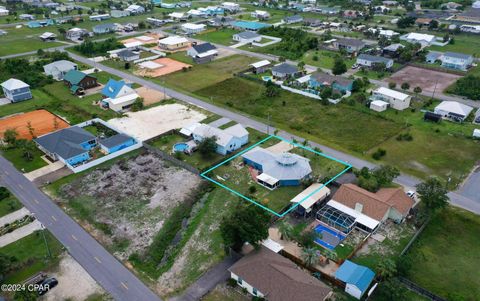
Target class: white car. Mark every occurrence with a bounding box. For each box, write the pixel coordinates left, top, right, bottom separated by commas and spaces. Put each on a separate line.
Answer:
406, 190, 416, 198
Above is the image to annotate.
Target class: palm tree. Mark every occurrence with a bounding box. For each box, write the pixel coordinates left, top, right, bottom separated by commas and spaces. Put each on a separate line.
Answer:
377, 258, 397, 280
323, 249, 338, 263
277, 219, 294, 241
301, 247, 319, 267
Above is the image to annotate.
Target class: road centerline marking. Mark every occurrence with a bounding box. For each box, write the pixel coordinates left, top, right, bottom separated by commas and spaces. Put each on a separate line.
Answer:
71, 234, 78, 241
121, 282, 129, 290
94, 257, 102, 263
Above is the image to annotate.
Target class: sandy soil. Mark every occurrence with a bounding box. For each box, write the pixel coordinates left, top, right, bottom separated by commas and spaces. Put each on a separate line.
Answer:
135, 58, 192, 78
107, 103, 206, 141
0, 110, 69, 140
388, 66, 461, 94
266, 141, 294, 154
43, 254, 104, 301
135, 86, 170, 106
59, 153, 202, 259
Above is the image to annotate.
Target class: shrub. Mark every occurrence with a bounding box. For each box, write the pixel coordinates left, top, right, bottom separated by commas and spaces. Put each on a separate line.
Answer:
372, 148, 387, 160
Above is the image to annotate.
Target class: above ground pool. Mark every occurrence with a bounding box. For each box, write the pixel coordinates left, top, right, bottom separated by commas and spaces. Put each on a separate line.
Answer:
173, 142, 189, 153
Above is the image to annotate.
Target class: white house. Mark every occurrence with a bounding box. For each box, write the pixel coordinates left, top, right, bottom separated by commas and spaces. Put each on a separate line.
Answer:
434, 101, 473, 122
181, 23, 206, 34
168, 12, 187, 20
473, 129, 480, 139
125, 4, 145, 14
400, 32, 436, 47
371, 87, 411, 111
101, 79, 139, 112
356, 54, 394, 69
65, 27, 89, 40
0, 8, 9, 16
1, 79, 32, 103
460, 24, 480, 34
222, 2, 240, 12
43, 60, 78, 80
370, 100, 389, 112
158, 36, 190, 50
251, 10, 270, 20
190, 123, 249, 155
233, 31, 261, 43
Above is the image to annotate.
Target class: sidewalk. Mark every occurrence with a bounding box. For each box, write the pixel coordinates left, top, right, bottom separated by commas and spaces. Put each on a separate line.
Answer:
0, 220, 42, 247
0, 207, 29, 227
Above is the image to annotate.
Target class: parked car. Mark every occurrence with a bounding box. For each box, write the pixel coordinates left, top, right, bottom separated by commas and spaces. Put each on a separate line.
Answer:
351, 64, 359, 69
38, 277, 58, 295
406, 190, 416, 199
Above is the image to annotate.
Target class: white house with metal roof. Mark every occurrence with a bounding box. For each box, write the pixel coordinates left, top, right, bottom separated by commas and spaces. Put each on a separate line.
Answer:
43, 60, 78, 80
1, 79, 32, 103
190, 123, 249, 155
125, 4, 145, 14
440, 52, 473, 71
356, 54, 393, 69
181, 23, 206, 34
371, 87, 411, 111
434, 101, 473, 122
158, 36, 190, 50
233, 31, 262, 43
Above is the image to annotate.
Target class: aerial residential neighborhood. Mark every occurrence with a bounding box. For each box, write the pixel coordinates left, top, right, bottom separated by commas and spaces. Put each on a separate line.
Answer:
0, 0, 479, 300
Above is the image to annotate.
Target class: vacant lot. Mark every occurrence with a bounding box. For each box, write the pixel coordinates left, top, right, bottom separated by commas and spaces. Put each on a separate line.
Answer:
405, 207, 480, 300
388, 66, 461, 94
162, 55, 257, 92
196, 77, 402, 153
0, 109, 69, 140
49, 152, 202, 261
135, 58, 192, 78
196, 28, 240, 45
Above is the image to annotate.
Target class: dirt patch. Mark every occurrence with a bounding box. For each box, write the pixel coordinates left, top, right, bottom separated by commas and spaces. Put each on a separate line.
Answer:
107, 103, 206, 141
265, 141, 294, 154
57, 152, 202, 260
135, 86, 170, 106
135, 58, 191, 78
388, 66, 461, 94
44, 254, 105, 301
0, 110, 69, 140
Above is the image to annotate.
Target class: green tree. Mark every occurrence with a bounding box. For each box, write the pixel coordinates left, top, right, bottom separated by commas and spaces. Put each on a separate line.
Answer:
401, 82, 410, 91
3, 128, 18, 145
413, 86, 422, 99
375, 278, 407, 300
377, 258, 397, 280
332, 57, 347, 75
323, 249, 338, 262
373, 165, 400, 187
416, 177, 449, 214
198, 136, 218, 158
388, 82, 396, 89
301, 247, 319, 267
220, 203, 270, 251
277, 219, 294, 241
264, 81, 280, 98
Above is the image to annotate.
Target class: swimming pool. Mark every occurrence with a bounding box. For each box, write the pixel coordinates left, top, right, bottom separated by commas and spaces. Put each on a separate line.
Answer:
262, 76, 273, 82
314, 224, 346, 250
173, 142, 189, 153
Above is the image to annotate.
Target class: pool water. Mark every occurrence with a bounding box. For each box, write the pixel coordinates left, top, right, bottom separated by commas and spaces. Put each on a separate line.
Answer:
173, 143, 189, 152
314, 224, 346, 250
262, 76, 273, 82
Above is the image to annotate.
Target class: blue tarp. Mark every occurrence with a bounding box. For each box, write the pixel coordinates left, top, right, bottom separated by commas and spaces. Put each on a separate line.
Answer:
335, 260, 375, 295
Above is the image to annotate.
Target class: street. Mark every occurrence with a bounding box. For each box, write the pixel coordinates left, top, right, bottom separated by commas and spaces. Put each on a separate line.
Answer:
0, 156, 162, 301
67, 51, 480, 214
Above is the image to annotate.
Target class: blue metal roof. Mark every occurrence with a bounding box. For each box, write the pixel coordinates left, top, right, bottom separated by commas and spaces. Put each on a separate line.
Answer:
102, 79, 127, 99
232, 20, 270, 30
335, 260, 375, 294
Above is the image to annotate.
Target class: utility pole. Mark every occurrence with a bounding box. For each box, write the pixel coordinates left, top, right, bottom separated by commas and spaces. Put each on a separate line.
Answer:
41, 224, 52, 259
267, 113, 271, 135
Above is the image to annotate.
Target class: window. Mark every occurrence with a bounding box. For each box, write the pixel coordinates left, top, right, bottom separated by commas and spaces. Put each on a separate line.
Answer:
253, 288, 258, 296
237, 277, 243, 285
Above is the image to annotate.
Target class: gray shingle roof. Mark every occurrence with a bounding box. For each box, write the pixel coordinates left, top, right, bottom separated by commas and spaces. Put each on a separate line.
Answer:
336, 37, 366, 47
357, 54, 392, 64
192, 42, 217, 54
242, 147, 312, 181
35, 127, 95, 159
100, 133, 132, 148
272, 63, 299, 75
310, 71, 353, 87
443, 51, 472, 60
235, 31, 260, 39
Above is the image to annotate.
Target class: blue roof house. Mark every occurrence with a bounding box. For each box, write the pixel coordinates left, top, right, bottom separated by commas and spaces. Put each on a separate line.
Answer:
232, 20, 271, 31
35, 127, 97, 166
1, 78, 32, 103
191, 123, 249, 155
93, 23, 116, 34
99, 133, 137, 154
242, 147, 312, 189
335, 260, 375, 300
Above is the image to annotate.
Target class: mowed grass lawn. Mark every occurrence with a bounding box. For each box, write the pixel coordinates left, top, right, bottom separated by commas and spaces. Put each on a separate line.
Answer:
162, 55, 258, 92
0, 231, 63, 284
0, 39, 64, 57
1, 147, 48, 172
196, 28, 240, 45
404, 207, 480, 300
0, 80, 119, 124
428, 34, 480, 56
195, 77, 403, 153
303, 50, 356, 70
0, 189, 22, 217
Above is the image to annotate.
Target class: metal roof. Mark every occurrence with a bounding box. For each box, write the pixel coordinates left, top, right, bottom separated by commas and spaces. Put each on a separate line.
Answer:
192, 42, 217, 54
335, 260, 375, 294
272, 63, 298, 75
1, 78, 30, 90
100, 133, 133, 148
35, 127, 95, 159
443, 51, 472, 60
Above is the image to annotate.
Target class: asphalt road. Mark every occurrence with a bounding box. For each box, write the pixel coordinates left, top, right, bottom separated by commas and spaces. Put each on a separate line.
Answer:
0, 156, 162, 301
67, 51, 480, 214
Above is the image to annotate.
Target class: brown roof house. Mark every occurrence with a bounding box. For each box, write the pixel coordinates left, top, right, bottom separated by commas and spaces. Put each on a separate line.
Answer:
332, 183, 415, 223
228, 247, 332, 301
63, 69, 98, 95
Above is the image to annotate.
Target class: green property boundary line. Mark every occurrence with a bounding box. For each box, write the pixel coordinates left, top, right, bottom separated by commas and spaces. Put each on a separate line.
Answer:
200, 134, 352, 217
